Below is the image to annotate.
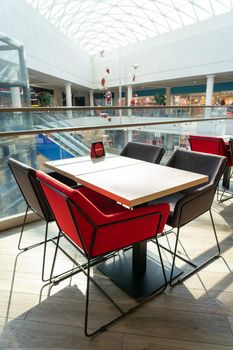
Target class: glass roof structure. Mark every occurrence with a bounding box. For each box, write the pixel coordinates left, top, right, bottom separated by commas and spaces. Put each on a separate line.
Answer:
25, 0, 233, 55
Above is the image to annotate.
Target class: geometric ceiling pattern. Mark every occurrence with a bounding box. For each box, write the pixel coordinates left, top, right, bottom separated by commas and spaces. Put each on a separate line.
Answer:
25, 0, 233, 55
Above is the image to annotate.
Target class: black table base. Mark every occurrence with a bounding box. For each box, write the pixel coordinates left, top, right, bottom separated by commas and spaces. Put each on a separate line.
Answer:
98, 248, 182, 302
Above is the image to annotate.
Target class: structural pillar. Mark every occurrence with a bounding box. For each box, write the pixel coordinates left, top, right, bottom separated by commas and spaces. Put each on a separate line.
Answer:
205, 75, 215, 106
165, 86, 171, 105
65, 83, 72, 106
89, 90, 94, 116
114, 89, 119, 106
10, 87, 22, 107
165, 86, 172, 117
127, 85, 133, 117
205, 74, 215, 118
53, 88, 63, 106
18, 46, 31, 106
65, 83, 72, 119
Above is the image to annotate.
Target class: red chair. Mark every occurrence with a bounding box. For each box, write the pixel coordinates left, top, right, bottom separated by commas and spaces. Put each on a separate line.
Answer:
188, 135, 233, 201
36, 170, 169, 337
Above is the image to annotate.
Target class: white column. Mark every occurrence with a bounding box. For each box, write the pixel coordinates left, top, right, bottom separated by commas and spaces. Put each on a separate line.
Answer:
127, 86, 133, 105
89, 90, 94, 106
125, 129, 133, 144
53, 88, 63, 106
89, 90, 94, 116
10, 87, 22, 107
114, 89, 119, 106
205, 74, 215, 118
205, 75, 215, 106
65, 83, 72, 106
165, 86, 171, 117
118, 47, 122, 118
165, 86, 171, 105
127, 86, 133, 117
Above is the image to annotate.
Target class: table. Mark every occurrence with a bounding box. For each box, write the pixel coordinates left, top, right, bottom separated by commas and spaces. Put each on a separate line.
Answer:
45, 155, 208, 300
45, 155, 208, 207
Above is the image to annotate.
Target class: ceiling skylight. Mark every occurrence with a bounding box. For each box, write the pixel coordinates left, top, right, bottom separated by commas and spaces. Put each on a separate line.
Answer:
25, 0, 233, 55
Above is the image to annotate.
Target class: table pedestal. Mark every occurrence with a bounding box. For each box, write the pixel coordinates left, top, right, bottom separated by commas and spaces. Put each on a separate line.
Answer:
98, 246, 182, 302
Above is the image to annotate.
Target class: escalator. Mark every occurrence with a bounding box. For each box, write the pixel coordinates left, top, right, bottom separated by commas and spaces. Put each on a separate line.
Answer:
0, 113, 91, 218
34, 113, 90, 160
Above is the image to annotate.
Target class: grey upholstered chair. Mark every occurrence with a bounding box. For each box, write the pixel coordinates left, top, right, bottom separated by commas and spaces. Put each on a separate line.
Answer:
152, 149, 227, 285
7, 157, 77, 280
120, 141, 165, 164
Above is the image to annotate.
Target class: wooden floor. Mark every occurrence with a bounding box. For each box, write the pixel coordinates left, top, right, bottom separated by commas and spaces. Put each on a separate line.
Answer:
0, 197, 233, 349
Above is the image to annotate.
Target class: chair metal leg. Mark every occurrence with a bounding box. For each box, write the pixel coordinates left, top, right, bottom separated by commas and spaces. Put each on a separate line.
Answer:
18, 206, 30, 251
49, 230, 62, 283
154, 234, 167, 290
218, 170, 233, 203
18, 205, 57, 252
84, 235, 168, 336
169, 209, 221, 286
41, 222, 50, 282
169, 227, 180, 286
48, 235, 168, 337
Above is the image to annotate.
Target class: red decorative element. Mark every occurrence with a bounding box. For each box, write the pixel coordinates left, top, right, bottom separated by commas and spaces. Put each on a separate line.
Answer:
100, 113, 108, 118
97, 105, 102, 115
107, 116, 112, 122
90, 141, 105, 158
130, 98, 135, 106
101, 77, 106, 89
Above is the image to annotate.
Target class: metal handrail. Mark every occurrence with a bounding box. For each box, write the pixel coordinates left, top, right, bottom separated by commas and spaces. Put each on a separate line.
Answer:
0, 105, 231, 113
0, 116, 231, 138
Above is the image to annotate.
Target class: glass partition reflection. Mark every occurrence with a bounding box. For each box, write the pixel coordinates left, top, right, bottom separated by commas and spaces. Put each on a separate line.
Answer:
0, 33, 30, 107
1, 114, 232, 220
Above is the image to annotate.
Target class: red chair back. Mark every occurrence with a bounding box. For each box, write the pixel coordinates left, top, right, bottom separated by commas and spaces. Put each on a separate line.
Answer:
188, 135, 233, 167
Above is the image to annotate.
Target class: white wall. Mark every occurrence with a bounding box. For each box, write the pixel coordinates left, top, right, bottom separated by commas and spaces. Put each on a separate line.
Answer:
0, 0, 94, 89
93, 11, 233, 88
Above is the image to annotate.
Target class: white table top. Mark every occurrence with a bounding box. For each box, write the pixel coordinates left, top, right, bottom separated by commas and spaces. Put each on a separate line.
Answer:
45, 155, 208, 207
45, 154, 141, 180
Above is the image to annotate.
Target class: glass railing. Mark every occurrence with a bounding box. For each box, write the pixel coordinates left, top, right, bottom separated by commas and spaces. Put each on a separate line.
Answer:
1, 105, 233, 226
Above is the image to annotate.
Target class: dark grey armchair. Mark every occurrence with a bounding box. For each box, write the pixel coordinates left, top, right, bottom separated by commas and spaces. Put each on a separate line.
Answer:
7, 157, 77, 280
120, 141, 165, 164
153, 149, 227, 285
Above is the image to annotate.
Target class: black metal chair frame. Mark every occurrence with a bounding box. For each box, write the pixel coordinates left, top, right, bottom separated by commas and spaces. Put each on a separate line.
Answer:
38, 177, 167, 337
218, 139, 233, 203
7, 159, 56, 249
7, 158, 76, 283
152, 149, 226, 286
158, 191, 220, 286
